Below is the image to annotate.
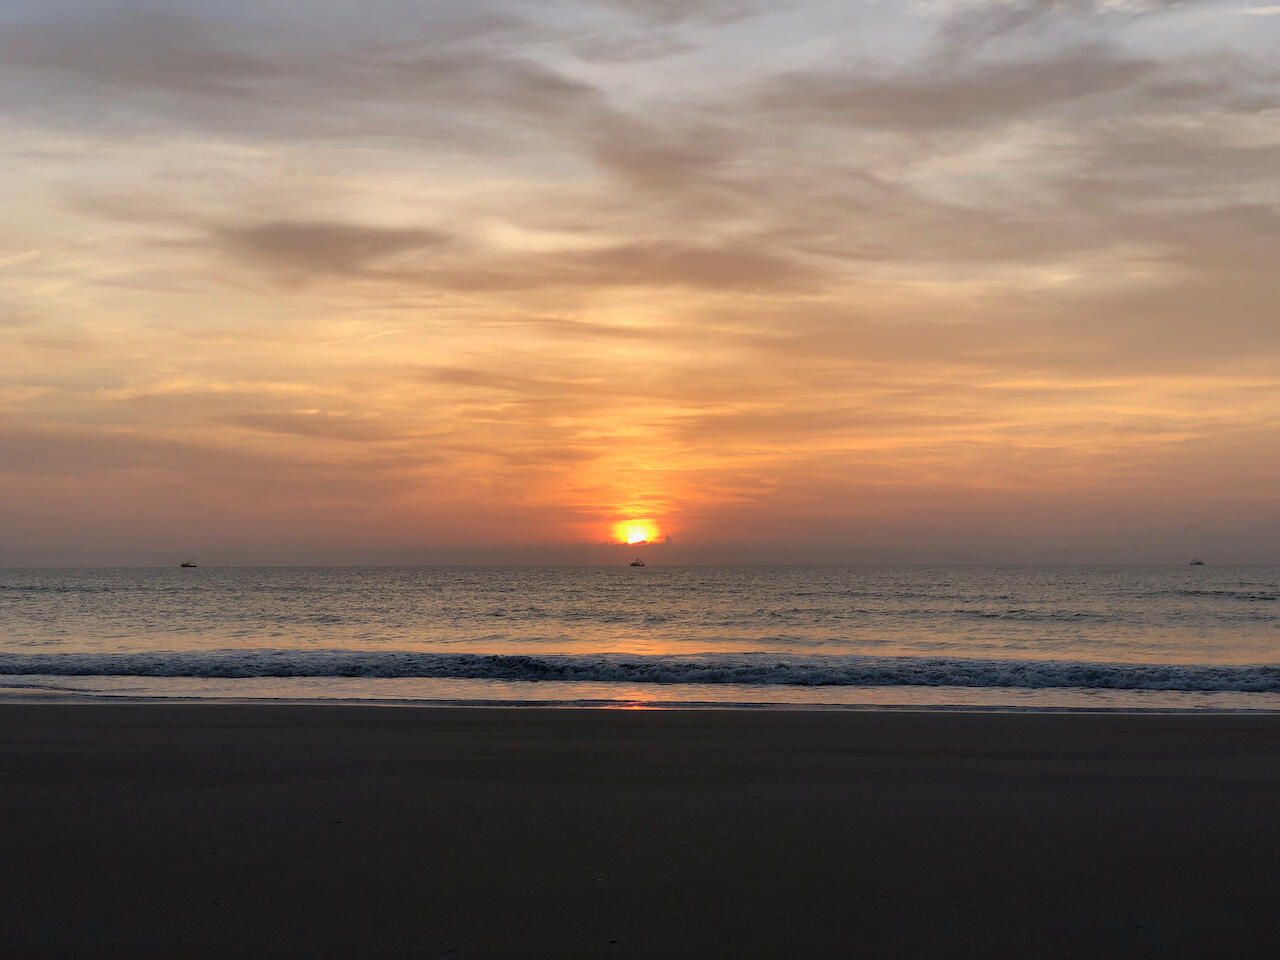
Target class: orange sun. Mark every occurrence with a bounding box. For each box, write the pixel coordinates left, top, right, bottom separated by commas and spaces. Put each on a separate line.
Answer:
614, 520, 659, 545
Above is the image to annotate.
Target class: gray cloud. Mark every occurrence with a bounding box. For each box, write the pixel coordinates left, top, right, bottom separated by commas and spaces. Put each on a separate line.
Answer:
608, 0, 762, 26
0, 6, 606, 145
759, 44, 1153, 131
585, 114, 747, 217
937, 0, 1207, 60
214, 221, 450, 279
938, 0, 1090, 58
568, 30, 695, 63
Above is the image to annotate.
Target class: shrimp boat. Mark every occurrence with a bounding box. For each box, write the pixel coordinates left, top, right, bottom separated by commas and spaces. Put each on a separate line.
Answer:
629, 557, 645, 567
1189, 558, 1204, 566
180, 558, 198, 568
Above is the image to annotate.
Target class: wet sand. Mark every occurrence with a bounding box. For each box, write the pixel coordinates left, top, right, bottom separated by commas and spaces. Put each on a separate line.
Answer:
2, 703, 1277, 958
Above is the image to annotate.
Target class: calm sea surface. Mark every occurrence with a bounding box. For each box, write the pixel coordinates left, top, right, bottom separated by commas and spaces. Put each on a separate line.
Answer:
2, 565, 1277, 710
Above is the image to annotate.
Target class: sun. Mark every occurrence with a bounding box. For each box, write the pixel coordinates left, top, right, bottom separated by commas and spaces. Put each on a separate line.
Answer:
614, 520, 659, 545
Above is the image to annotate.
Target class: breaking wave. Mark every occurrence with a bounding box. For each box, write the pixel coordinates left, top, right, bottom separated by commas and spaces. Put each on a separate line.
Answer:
1, 651, 1278, 693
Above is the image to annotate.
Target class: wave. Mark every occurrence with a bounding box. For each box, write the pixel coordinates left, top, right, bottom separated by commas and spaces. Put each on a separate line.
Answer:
1166, 589, 1277, 602
948, 608, 1111, 622
1, 651, 1278, 692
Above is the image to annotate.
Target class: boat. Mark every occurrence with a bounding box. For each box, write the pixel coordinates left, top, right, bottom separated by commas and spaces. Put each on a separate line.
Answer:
180, 558, 198, 568
629, 557, 645, 567
1189, 558, 1204, 566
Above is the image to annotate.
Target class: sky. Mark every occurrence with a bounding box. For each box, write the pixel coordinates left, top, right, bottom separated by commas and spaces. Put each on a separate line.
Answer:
2, 0, 1279, 565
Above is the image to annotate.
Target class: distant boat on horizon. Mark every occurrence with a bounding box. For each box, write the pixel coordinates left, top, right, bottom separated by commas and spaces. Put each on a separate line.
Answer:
1189, 558, 1204, 566
629, 557, 645, 567
180, 558, 198, 568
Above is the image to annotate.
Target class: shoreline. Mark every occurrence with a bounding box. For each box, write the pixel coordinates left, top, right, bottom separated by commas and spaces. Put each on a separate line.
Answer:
5, 703, 1278, 958
5, 687, 1280, 714
5, 672, 1280, 714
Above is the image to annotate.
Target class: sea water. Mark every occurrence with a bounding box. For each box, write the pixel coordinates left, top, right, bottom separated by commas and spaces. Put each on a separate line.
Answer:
1, 565, 1277, 710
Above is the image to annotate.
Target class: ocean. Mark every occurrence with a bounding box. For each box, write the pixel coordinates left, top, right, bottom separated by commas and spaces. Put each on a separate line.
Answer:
2, 564, 1277, 711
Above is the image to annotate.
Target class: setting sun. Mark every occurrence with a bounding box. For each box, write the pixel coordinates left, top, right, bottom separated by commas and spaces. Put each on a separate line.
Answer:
615, 521, 659, 545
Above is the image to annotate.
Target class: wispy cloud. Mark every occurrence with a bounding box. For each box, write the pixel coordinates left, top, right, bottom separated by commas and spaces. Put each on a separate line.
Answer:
2, 0, 1278, 561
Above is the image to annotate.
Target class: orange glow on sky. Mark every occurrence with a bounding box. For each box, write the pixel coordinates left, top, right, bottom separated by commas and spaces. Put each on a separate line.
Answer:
1, 2, 1278, 565
615, 521, 660, 545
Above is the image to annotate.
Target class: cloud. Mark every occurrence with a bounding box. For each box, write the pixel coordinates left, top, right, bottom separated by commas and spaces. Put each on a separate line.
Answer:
934, 1, 1203, 60
210, 218, 815, 291
0, 6, 606, 146
214, 221, 450, 280
222, 411, 408, 442
531, 241, 813, 290
588, 115, 742, 193
422, 365, 608, 397
568, 31, 696, 63
429, 240, 813, 291
608, 0, 762, 26
936, 0, 1088, 60
3, 0, 1280, 560
0, 423, 421, 489
0, 249, 43, 268
759, 44, 1153, 131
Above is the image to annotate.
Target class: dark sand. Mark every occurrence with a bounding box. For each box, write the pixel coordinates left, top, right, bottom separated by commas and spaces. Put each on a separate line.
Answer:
2, 704, 1277, 959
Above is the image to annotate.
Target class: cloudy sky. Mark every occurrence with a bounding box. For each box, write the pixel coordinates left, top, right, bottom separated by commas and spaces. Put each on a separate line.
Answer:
2, 0, 1278, 564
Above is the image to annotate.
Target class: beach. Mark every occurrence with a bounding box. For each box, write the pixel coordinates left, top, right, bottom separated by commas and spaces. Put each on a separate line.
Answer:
3, 704, 1277, 958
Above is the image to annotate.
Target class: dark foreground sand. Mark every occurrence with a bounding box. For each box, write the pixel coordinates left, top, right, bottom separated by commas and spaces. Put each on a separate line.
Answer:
2, 704, 1277, 959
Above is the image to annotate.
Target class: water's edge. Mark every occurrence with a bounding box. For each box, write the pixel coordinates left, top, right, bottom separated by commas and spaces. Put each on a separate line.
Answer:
4, 686, 1280, 714
6, 673, 1279, 713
